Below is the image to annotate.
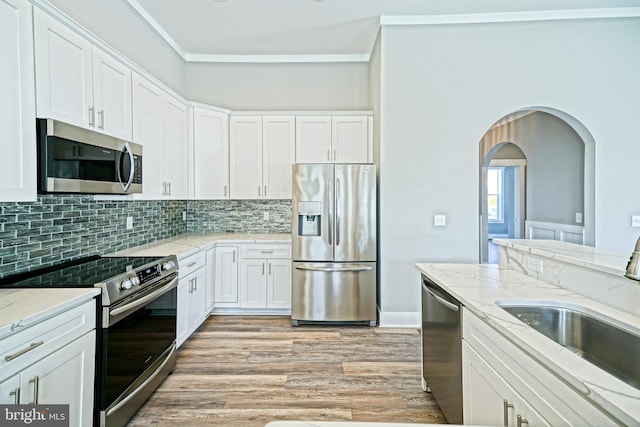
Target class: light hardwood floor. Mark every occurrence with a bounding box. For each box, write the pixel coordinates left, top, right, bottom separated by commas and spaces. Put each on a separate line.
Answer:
127, 316, 446, 426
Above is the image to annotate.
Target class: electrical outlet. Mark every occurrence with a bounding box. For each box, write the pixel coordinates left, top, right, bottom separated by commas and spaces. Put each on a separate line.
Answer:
527, 257, 544, 273
575, 213, 582, 224
182, 211, 187, 221
434, 214, 446, 226
263, 211, 269, 221
126, 216, 133, 230
632, 215, 640, 228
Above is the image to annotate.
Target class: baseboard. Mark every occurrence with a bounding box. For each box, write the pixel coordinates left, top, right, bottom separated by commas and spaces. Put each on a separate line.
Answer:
377, 309, 420, 328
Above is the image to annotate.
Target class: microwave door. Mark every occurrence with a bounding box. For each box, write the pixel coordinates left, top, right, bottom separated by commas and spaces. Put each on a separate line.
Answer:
118, 142, 135, 191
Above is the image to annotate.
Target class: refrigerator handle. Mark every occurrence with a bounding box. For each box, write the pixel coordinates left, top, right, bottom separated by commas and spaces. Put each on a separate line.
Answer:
327, 177, 333, 245
295, 265, 373, 272
336, 178, 341, 246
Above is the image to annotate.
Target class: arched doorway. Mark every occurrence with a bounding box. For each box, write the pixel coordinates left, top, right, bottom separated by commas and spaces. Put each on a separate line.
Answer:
478, 108, 596, 263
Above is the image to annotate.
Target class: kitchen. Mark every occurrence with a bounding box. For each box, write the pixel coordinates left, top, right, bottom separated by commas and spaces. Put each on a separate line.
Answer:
1, 0, 640, 426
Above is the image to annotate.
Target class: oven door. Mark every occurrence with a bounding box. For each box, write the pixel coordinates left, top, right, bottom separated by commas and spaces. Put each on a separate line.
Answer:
97, 273, 178, 427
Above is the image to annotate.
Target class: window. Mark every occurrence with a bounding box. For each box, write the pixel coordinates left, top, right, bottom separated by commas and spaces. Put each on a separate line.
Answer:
487, 167, 504, 222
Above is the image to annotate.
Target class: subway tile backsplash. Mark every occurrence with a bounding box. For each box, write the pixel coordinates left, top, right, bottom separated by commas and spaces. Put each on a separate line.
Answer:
0, 196, 292, 278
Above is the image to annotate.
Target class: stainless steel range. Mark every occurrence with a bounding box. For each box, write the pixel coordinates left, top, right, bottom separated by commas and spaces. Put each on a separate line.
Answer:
0, 255, 179, 427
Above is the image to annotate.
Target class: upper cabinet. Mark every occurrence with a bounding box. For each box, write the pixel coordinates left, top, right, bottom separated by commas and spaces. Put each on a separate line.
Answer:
296, 115, 372, 164
0, 0, 37, 202
33, 8, 132, 140
193, 107, 230, 199
230, 115, 295, 199
132, 73, 188, 200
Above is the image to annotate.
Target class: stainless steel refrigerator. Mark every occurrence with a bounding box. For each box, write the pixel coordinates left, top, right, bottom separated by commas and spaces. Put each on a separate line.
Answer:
291, 163, 377, 326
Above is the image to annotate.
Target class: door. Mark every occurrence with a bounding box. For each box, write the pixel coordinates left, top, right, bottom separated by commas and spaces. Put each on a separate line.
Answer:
92, 49, 132, 139
193, 107, 229, 199
230, 115, 262, 199
292, 164, 334, 262
267, 259, 291, 309
240, 259, 267, 308
295, 116, 332, 163
334, 164, 377, 262
214, 246, 239, 304
332, 116, 369, 163
0, 373, 21, 404
161, 94, 188, 198
263, 116, 295, 199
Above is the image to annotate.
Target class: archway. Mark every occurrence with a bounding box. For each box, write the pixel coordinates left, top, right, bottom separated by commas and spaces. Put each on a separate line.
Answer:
478, 108, 596, 263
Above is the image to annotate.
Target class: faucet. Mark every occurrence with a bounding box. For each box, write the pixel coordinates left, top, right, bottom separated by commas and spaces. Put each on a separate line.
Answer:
625, 236, 640, 280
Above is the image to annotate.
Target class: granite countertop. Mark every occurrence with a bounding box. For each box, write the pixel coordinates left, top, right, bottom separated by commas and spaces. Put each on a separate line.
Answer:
109, 233, 291, 260
415, 262, 640, 425
0, 288, 100, 339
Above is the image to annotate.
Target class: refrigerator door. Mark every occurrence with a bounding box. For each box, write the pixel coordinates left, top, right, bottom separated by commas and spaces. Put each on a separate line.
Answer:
292, 164, 334, 262
291, 261, 377, 325
334, 164, 377, 262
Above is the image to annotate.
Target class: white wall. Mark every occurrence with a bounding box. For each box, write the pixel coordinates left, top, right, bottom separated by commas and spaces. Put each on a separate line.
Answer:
44, 0, 185, 94
378, 18, 640, 324
184, 61, 370, 110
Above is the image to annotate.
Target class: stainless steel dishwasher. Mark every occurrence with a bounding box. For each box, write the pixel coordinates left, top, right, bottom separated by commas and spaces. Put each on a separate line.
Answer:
421, 275, 462, 424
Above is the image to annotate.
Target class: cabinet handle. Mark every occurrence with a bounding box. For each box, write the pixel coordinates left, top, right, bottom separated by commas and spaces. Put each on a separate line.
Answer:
262, 262, 265, 275
269, 263, 272, 275
503, 400, 514, 427
232, 251, 235, 263
9, 387, 20, 404
194, 277, 197, 291
258, 185, 261, 197
224, 185, 227, 197
333, 149, 337, 161
168, 182, 172, 196
29, 376, 39, 404
264, 185, 267, 197
5, 341, 44, 361
98, 109, 105, 129
88, 106, 95, 127
260, 250, 274, 254
327, 149, 331, 161
517, 415, 529, 427
186, 261, 198, 267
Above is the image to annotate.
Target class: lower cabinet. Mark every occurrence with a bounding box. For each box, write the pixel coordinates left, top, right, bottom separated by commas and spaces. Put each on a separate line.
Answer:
462, 307, 616, 426
176, 251, 207, 348
0, 300, 96, 427
240, 258, 291, 309
213, 245, 240, 308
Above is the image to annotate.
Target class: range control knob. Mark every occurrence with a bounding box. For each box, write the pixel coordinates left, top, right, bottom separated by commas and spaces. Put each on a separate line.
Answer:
131, 276, 141, 286
162, 261, 174, 271
119, 279, 132, 290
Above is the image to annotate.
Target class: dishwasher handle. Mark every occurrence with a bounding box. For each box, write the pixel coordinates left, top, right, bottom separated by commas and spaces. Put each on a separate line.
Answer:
422, 283, 460, 312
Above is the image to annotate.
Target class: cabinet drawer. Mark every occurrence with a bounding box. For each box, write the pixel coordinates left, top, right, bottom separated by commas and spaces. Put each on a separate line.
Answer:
179, 251, 206, 277
0, 299, 95, 373
241, 244, 291, 259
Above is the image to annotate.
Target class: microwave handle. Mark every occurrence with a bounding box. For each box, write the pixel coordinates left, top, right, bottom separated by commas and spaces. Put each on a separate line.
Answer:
119, 142, 135, 192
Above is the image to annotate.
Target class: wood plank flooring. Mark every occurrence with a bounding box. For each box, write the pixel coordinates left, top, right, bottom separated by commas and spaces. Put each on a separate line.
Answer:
127, 316, 446, 426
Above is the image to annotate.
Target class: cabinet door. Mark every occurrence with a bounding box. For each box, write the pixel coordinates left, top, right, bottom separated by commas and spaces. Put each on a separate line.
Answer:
193, 107, 229, 199
267, 259, 291, 309
21, 332, 95, 427
240, 259, 267, 308
204, 248, 216, 312
230, 116, 262, 199
332, 115, 369, 163
188, 268, 208, 333
0, 373, 21, 404
263, 116, 295, 199
92, 49, 132, 139
0, 0, 36, 201
214, 246, 239, 304
34, 8, 93, 129
162, 94, 189, 199
295, 116, 332, 163
132, 73, 163, 199
176, 275, 190, 348
463, 342, 549, 427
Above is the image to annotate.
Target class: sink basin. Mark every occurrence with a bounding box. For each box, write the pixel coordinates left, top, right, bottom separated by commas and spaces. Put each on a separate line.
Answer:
496, 302, 640, 389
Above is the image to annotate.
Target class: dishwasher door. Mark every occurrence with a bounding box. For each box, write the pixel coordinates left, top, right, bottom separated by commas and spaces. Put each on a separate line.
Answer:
421, 275, 462, 424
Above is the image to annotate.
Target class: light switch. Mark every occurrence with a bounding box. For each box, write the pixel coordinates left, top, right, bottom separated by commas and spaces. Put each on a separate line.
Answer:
575, 213, 582, 224
434, 214, 446, 227
126, 216, 133, 230
632, 215, 640, 227
263, 211, 269, 221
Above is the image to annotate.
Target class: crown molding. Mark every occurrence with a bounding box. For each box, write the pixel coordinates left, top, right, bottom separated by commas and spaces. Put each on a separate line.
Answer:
183, 53, 370, 63
380, 7, 640, 26
126, 0, 185, 58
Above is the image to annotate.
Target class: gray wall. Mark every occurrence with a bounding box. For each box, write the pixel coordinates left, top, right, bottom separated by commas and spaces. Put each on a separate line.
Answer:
378, 17, 640, 320
184, 62, 370, 110
482, 112, 585, 225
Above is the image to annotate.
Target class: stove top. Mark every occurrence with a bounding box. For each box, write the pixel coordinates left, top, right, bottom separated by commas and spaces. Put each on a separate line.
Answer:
0, 256, 167, 288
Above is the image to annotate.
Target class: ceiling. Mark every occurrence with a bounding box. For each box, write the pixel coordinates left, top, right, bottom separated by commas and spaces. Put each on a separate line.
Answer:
126, 0, 640, 62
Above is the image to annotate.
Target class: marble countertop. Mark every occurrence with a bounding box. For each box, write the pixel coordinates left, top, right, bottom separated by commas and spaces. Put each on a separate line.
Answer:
109, 233, 291, 260
493, 238, 630, 276
415, 262, 640, 425
0, 288, 100, 339
265, 423, 458, 427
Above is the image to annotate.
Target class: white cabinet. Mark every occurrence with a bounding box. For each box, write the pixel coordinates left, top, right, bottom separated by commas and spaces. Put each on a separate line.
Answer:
0, 0, 37, 201
295, 115, 372, 164
462, 308, 616, 426
0, 300, 96, 427
213, 245, 240, 307
239, 244, 291, 310
230, 115, 295, 199
33, 8, 132, 139
193, 107, 230, 199
132, 73, 188, 200
176, 251, 207, 348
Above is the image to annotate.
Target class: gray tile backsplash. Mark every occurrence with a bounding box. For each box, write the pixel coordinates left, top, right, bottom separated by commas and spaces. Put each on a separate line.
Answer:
0, 196, 292, 278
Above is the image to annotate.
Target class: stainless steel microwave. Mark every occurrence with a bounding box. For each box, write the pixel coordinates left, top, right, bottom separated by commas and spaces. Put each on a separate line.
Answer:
37, 119, 142, 194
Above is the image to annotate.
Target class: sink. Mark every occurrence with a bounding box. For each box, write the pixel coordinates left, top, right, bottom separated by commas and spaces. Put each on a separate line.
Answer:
496, 301, 640, 389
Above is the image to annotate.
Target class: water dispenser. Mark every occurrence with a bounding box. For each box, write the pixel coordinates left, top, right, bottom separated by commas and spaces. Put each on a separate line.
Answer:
297, 201, 322, 236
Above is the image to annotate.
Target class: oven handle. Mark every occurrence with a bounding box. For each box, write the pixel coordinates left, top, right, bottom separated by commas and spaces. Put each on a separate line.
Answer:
109, 275, 178, 320
106, 342, 176, 418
